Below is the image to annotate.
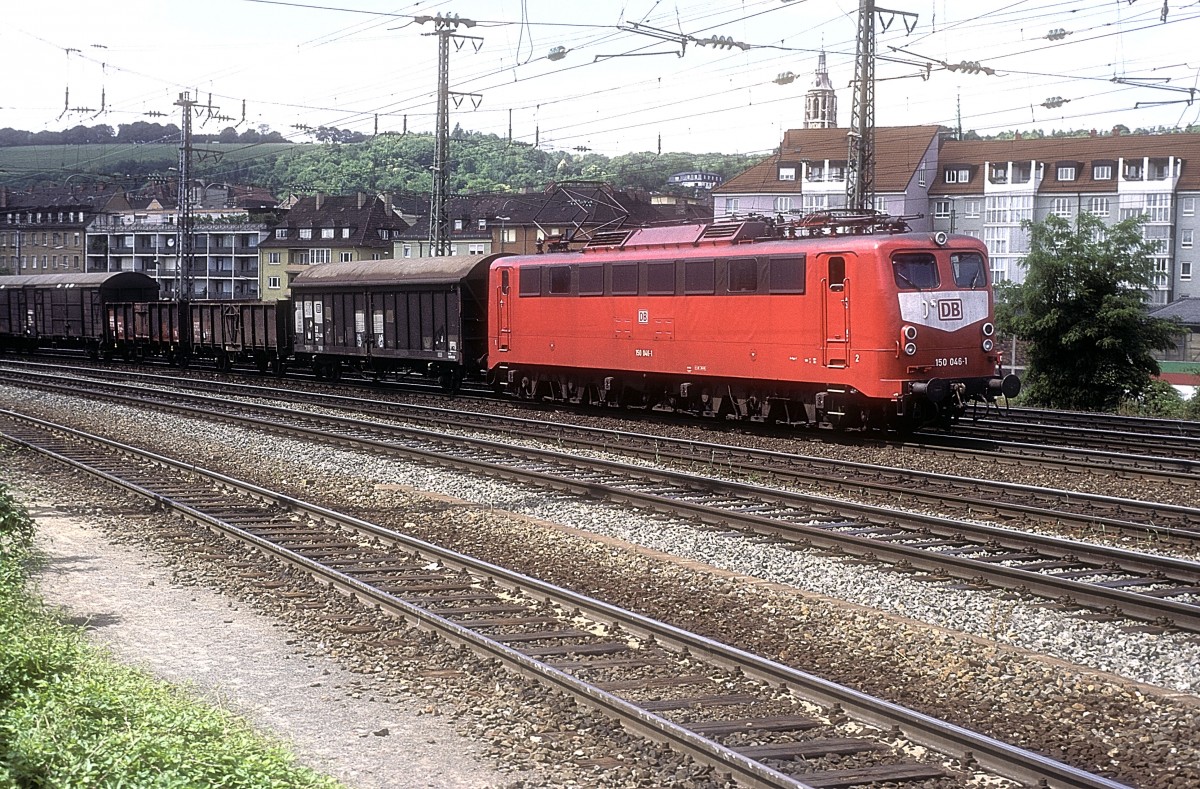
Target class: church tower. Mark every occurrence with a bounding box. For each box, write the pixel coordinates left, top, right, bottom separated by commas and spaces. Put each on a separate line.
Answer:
804, 49, 837, 129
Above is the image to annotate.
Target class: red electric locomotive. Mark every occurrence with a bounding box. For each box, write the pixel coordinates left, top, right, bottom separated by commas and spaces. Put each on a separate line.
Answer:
486, 215, 1019, 429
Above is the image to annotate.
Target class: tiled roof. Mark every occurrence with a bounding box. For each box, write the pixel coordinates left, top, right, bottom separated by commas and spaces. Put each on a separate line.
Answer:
935, 133, 1200, 194
715, 125, 943, 195
1150, 297, 1200, 326
260, 193, 410, 249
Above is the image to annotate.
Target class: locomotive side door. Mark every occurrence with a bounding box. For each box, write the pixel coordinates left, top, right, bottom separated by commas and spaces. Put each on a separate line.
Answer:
496, 266, 513, 352
821, 253, 851, 368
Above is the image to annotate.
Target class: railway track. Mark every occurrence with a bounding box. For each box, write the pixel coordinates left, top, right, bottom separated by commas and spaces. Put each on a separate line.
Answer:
0, 409, 1132, 789
5, 363, 1197, 545
943, 406, 1200, 460
4, 370, 1199, 634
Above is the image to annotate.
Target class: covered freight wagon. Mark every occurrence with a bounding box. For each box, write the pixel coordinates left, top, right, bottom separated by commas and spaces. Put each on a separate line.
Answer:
0, 272, 159, 354
289, 254, 507, 387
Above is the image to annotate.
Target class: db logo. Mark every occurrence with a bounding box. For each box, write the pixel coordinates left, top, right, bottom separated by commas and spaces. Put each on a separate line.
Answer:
938, 299, 963, 320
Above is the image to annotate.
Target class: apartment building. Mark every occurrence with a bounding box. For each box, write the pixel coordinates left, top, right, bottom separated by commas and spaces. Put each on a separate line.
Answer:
712, 125, 943, 232
931, 132, 1200, 304
257, 193, 409, 301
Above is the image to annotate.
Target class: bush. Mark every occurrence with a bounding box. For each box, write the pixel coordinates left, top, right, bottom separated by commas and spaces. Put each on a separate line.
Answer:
1119, 379, 1185, 418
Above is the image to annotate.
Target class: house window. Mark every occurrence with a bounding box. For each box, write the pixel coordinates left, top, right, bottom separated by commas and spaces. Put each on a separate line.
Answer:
321, 228, 334, 239
1182, 197, 1195, 217
773, 196, 793, 213
299, 228, 312, 240
267, 276, 281, 289
402, 244, 412, 258
1088, 197, 1110, 217
1124, 163, 1143, 180
944, 168, 969, 183
477, 219, 487, 230
933, 200, 951, 219
1051, 197, 1072, 218
268, 252, 281, 264
275, 229, 288, 239
310, 248, 331, 264
340, 251, 354, 262
1182, 261, 1193, 280
468, 243, 486, 255
1057, 166, 1076, 181
1093, 164, 1113, 180
502, 228, 517, 243
778, 167, 796, 181
724, 198, 740, 214
1182, 229, 1194, 249
454, 219, 463, 231
964, 200, 981, 218
342, 228, 351, 238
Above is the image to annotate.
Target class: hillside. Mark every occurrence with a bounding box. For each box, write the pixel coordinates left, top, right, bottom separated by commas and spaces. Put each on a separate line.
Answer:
0, 132, 766, 197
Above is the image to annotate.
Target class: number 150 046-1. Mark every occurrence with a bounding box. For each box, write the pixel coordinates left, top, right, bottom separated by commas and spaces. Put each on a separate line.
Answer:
934, 357, 968, 367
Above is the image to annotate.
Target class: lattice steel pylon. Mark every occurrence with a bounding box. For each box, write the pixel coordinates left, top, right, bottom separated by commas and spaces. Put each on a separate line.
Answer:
175, 91, 196, 300
430, 25, 451, 257
846, 0, 876, 213
421, 13, 480, 257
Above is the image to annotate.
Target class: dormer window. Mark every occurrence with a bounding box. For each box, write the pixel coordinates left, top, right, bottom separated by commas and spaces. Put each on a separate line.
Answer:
778, 166, 796, 181
275, 228, 288, 239
478, 219, 487, 230
944, 167, 971, 184
320, 227, 334, 239
989, 165, 1008, 184
342, 228, 351, 238
454, 219, 464, 231
299, 228, 312, 240
1057, 166, 1076, 181
1124, 162, 1143, 181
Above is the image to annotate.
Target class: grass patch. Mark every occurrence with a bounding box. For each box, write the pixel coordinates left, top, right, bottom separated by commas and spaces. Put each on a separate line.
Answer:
0, 477, 343, 788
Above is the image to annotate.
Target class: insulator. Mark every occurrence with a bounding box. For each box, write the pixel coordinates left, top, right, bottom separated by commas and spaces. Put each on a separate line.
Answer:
1046, 28, 1069, 41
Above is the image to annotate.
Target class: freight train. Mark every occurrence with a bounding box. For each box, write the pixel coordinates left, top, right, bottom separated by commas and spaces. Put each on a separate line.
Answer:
0, 214, 1020, 430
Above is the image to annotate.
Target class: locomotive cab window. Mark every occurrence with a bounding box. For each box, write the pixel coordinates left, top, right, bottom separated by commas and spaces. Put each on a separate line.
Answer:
950, 251, 987, 288
500, 269, 510, 295
519, 266, 542, 297
827, 256, 846, 291
727, 257, 758, 293
892, 253, 940, 290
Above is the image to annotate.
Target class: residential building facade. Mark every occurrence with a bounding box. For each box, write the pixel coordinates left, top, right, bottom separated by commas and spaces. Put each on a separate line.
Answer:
930, 132, 1200, 303
257, 193, 409, 300
713, 125, 942, 232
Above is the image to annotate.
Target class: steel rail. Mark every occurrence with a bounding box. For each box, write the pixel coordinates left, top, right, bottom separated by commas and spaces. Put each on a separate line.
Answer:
0, 410, 1132, 789
4, 366, 1197, 546
5, 376, 1200, 633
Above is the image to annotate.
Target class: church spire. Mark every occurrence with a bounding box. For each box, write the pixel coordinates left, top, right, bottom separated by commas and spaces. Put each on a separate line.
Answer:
805, 48, 837, 128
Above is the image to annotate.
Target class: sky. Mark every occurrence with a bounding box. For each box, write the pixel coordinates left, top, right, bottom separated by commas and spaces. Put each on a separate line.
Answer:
3, 0, 1200, 158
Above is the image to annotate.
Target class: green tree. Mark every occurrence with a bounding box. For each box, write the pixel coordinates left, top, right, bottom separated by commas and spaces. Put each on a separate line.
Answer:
995, 212, 1179, 411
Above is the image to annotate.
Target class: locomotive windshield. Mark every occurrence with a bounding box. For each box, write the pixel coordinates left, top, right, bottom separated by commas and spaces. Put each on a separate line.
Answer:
892, 253, 940, 290
950, 252, 987, 288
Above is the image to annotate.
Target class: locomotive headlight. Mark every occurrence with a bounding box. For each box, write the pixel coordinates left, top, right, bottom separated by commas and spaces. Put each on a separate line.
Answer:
904, 341, 918, 356
982, 322, 995, 337
982, 338, 994, 352
902, 325, 918, 341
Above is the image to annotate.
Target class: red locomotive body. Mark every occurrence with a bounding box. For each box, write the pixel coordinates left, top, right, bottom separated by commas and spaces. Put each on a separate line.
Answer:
487, 219, 1018, 428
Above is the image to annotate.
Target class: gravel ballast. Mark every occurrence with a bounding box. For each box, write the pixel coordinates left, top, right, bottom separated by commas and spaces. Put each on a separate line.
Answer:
2, 386, 1199, 788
